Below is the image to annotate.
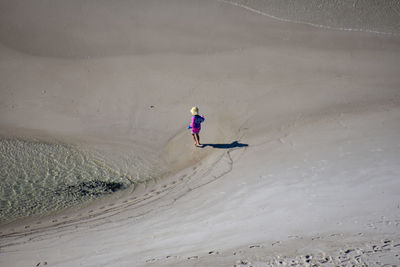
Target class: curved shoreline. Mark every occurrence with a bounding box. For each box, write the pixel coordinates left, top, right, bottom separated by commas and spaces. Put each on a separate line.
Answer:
1, 0, 400, 266
218, 0, 400, 36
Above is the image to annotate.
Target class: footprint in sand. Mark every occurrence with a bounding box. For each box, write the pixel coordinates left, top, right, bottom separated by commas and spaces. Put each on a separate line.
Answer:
319, 256, 331, 264
304, 254, 312, 263
235, 259, 250, 266
233, 250, 243, 256
344, 249, 355, 254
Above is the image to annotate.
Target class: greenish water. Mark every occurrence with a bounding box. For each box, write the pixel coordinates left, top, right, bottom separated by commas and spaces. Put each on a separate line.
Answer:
0, 138, 134, 224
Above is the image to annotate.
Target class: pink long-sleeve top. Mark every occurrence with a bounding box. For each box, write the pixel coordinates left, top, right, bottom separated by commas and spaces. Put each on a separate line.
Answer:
190, 115, 205, 133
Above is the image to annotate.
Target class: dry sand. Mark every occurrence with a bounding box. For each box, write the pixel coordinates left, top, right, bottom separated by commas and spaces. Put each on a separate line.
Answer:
1, 0, 400, 266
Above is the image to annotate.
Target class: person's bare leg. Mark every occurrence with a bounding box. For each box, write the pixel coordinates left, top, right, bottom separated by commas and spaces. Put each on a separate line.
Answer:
196, 134, 201, 146
192, 134, 198, 146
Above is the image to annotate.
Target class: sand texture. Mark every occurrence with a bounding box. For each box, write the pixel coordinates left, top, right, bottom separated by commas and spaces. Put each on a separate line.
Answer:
1, 0, 400, 266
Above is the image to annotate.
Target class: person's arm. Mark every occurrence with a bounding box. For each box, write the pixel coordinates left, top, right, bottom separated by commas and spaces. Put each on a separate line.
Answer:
190, 116, 195, 128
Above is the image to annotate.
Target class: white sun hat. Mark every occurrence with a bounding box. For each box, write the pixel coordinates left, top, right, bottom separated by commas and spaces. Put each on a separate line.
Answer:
190, 106, 199, 115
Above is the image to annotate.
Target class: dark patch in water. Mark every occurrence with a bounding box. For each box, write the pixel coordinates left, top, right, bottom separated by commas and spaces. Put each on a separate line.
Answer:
56, 180, 125, 197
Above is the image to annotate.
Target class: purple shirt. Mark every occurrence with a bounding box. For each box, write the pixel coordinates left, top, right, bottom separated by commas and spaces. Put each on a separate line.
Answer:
190, 115, 204, 133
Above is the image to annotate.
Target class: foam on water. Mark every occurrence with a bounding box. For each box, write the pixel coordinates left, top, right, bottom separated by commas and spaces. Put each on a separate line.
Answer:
0, 139, 134, 224
219, 0, 400, 35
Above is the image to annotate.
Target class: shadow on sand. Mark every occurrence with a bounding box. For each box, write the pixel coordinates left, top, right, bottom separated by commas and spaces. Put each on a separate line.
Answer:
201, 141, 248, 149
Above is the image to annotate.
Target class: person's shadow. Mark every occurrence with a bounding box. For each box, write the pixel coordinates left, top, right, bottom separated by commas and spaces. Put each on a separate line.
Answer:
200, 141, 248, 149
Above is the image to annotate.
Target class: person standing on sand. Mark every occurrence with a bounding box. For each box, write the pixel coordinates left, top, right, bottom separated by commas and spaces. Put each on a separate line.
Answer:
188, 106, 205, 147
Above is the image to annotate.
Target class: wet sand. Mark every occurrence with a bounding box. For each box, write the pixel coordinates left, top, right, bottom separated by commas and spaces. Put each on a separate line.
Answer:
1, 0, 400, 266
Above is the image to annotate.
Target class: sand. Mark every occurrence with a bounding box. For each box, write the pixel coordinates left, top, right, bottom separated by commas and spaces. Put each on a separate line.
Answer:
1, 0, 400, 266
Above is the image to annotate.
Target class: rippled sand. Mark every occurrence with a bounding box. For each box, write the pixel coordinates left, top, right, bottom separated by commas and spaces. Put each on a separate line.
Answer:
1, 0, 400, 266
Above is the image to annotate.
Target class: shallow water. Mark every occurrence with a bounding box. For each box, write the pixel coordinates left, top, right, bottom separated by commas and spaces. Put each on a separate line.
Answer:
222, 0, 400, 35
0, 139, 134, 224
